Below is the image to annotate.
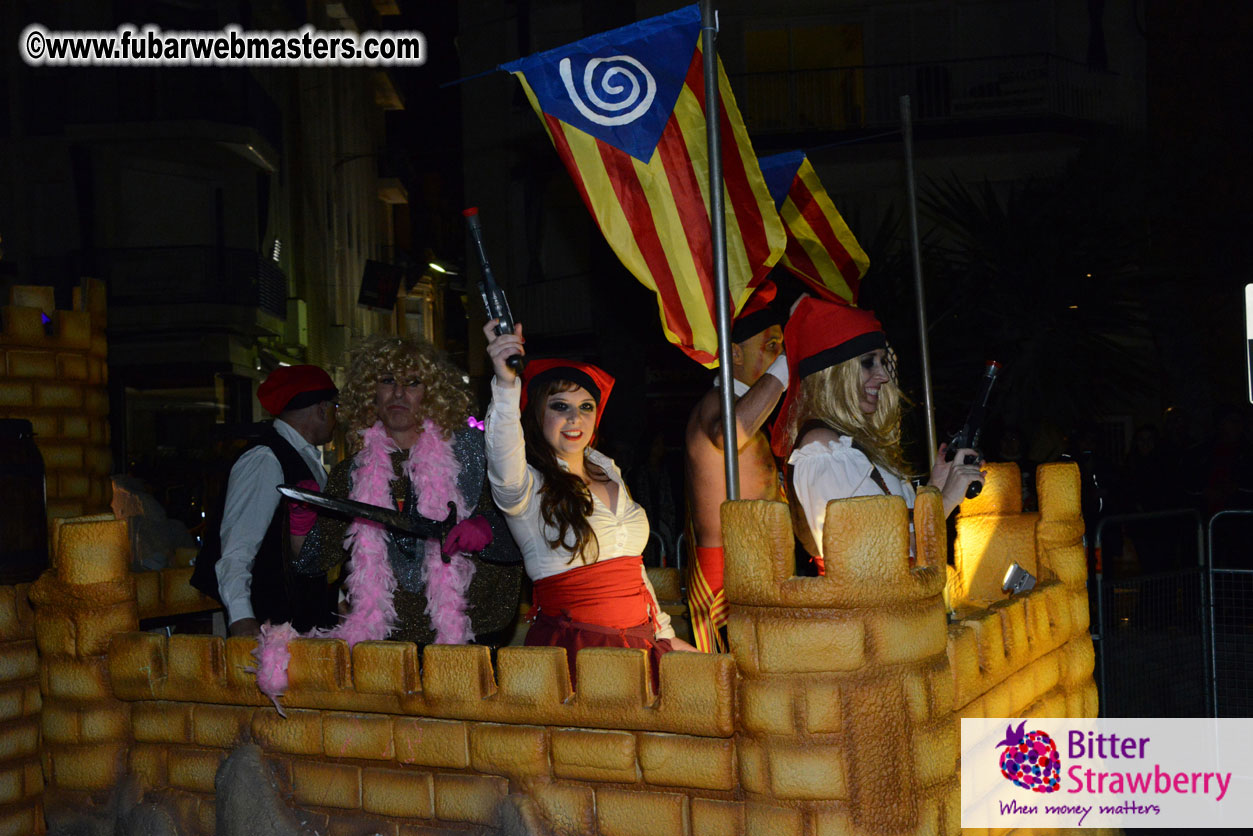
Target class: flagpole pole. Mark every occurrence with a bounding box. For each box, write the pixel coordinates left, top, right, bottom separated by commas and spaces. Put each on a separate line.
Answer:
701, 0, 740, 500
900, 95, 937, 468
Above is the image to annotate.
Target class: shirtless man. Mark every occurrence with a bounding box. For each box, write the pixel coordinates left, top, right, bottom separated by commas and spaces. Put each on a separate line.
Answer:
684, 281, 788, 651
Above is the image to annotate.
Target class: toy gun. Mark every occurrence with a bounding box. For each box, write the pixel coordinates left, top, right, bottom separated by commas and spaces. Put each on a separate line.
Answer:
944, 360, 1001, 498
463, 207, 524, 372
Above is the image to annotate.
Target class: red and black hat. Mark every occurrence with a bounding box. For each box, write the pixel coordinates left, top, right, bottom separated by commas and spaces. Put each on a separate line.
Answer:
770, 298, 886, 457
521, 358, 615, 430
731, 279, 782, 344
257, 365, 337, 416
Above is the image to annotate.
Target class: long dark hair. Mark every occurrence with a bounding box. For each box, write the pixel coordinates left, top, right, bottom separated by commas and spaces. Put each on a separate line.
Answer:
520, 379, 602, 563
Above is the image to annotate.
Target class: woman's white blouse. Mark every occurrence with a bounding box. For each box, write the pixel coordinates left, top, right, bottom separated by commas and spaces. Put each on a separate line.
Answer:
788, 435, 916, 558
485, 377, 673, 638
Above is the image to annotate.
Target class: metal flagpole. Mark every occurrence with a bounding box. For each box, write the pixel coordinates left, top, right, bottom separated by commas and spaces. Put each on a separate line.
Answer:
900, 95, 937, 467
702, 0, 739, 498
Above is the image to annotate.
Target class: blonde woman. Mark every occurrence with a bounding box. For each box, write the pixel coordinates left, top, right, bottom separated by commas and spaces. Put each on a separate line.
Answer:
772, 298, 983, 573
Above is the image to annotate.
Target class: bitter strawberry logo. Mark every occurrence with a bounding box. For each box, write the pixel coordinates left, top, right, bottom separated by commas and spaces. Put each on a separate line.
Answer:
996, 720, 1061, 793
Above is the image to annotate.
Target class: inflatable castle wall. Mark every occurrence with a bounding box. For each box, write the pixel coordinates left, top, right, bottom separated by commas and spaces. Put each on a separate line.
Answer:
0, 455, 1103, 836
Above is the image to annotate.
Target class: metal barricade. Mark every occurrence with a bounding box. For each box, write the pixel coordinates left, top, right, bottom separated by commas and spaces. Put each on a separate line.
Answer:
1091, 509, 1208, 717
1207, 510, 1253, 717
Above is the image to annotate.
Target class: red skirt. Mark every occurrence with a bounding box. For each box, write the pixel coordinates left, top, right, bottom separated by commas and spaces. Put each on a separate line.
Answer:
526, 555, 672, 691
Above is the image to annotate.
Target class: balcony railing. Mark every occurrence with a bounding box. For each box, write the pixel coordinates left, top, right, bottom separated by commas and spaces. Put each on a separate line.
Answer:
734, 53, 1127, 135
101, 246, 288, 320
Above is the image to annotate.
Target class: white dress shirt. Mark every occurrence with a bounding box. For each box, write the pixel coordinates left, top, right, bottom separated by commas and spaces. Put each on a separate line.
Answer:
216, 418, 328, 625
788, 435, 915, 559
485, 377, 673, 638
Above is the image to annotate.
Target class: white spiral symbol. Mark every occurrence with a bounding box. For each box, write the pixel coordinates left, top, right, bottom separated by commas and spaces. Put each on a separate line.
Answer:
559, 54, 656, 126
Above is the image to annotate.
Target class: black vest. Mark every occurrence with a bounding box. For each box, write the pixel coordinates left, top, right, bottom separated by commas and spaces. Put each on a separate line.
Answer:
190, 424, 337, 631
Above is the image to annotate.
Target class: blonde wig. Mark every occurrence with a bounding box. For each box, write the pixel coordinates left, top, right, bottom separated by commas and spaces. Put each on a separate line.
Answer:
339, 335, 471, 453
791, 353, 909, 476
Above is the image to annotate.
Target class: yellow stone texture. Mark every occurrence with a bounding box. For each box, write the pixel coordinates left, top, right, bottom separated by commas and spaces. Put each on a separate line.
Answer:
8, 286, 54, 312
41, 656, 110, 701
740, 678, 795, 735
533, 782, 596, 836
805, 680, 842, 733
954, 512, 1039, 608
40, 702, 78, 744
55, 518, 130, 585
292, 760, 362, 809
575, 647, 652, 709
78, 701, 129, 742
0, 382, 35, 408
0, 684, 24, 724
1036, 462, 1081, 520
595, 788, 687, 836
351, 641, 419, 696
167, 746, 223, 793
495, 646, 571, 706
692, 798, 744, 836
394, 717, 468, 768
47, 742, 124, 791
0, 763, 24, 806
756, 615, 865, 673
252, 708, 324, 756
133, 702, 191, 743
912, 720, 957, 787
842, 675, 920, 832
324, 712, 395, 761
638, 733, 735, 791
0, 804, 37, 835
362, 767, 433, 818
74, 603, 138, 657
468, 723, 549, 780
768, 742, 846, 800
33, 612, 75, 658
866, 606, 948, 664
165, 635, 223, 701
0, 589, 32, 645
744, 803, 803, 836
0, 640, 37, 686
1, 309, 48, 349
421, 644, 496, 705
191, 704, 253, 749
432, 773, 507, 826
736, 737, 767, 795
655, 650, 736, 736
551, 729, 636, 783
5, 349, 55, 378
721, 500, 796, 606
0, 716, 38, 758
285, 638, 349, 693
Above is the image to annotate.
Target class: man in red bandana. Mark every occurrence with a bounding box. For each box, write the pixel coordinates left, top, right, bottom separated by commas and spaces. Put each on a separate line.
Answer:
191, 365, 339, 637
683, 281, 789, 652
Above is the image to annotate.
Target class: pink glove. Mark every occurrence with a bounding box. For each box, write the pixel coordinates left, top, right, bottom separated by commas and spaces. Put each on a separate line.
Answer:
442, 515, 493, 555
287, 479, 320, 536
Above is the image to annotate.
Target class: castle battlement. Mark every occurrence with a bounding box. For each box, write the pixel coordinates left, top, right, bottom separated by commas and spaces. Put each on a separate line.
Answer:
0, 451, 1102, 835
0, 281, 112, 520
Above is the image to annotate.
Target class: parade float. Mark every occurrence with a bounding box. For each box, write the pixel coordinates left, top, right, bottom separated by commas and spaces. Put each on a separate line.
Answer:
1, 284, 1105, 835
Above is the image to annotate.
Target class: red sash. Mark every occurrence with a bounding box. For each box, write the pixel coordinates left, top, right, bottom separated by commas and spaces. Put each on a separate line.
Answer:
531, 555, 656, 631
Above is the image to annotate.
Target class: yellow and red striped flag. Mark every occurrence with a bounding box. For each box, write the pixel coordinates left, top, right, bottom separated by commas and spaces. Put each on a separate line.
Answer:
760, 151, 869, 303
501, 4, 784, 367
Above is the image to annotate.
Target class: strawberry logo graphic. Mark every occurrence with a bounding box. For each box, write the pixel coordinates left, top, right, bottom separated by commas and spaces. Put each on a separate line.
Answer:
996, 720, 1061, 793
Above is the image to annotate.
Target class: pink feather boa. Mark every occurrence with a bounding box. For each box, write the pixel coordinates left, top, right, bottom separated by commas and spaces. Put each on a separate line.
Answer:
253, 419, 476, 709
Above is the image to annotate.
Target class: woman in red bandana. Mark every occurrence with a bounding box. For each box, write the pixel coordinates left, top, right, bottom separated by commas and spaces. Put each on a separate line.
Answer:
773, 298, 985, 573
483, 320, 697, 689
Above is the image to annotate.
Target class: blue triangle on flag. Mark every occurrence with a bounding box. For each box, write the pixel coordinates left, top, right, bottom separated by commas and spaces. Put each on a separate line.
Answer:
500, 4, 701, 163
759, 151, 806, 210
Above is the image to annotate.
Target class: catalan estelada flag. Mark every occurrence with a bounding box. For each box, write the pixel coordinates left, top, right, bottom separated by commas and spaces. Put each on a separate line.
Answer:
500, 4, 784, 367
759, 151, 869, 304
